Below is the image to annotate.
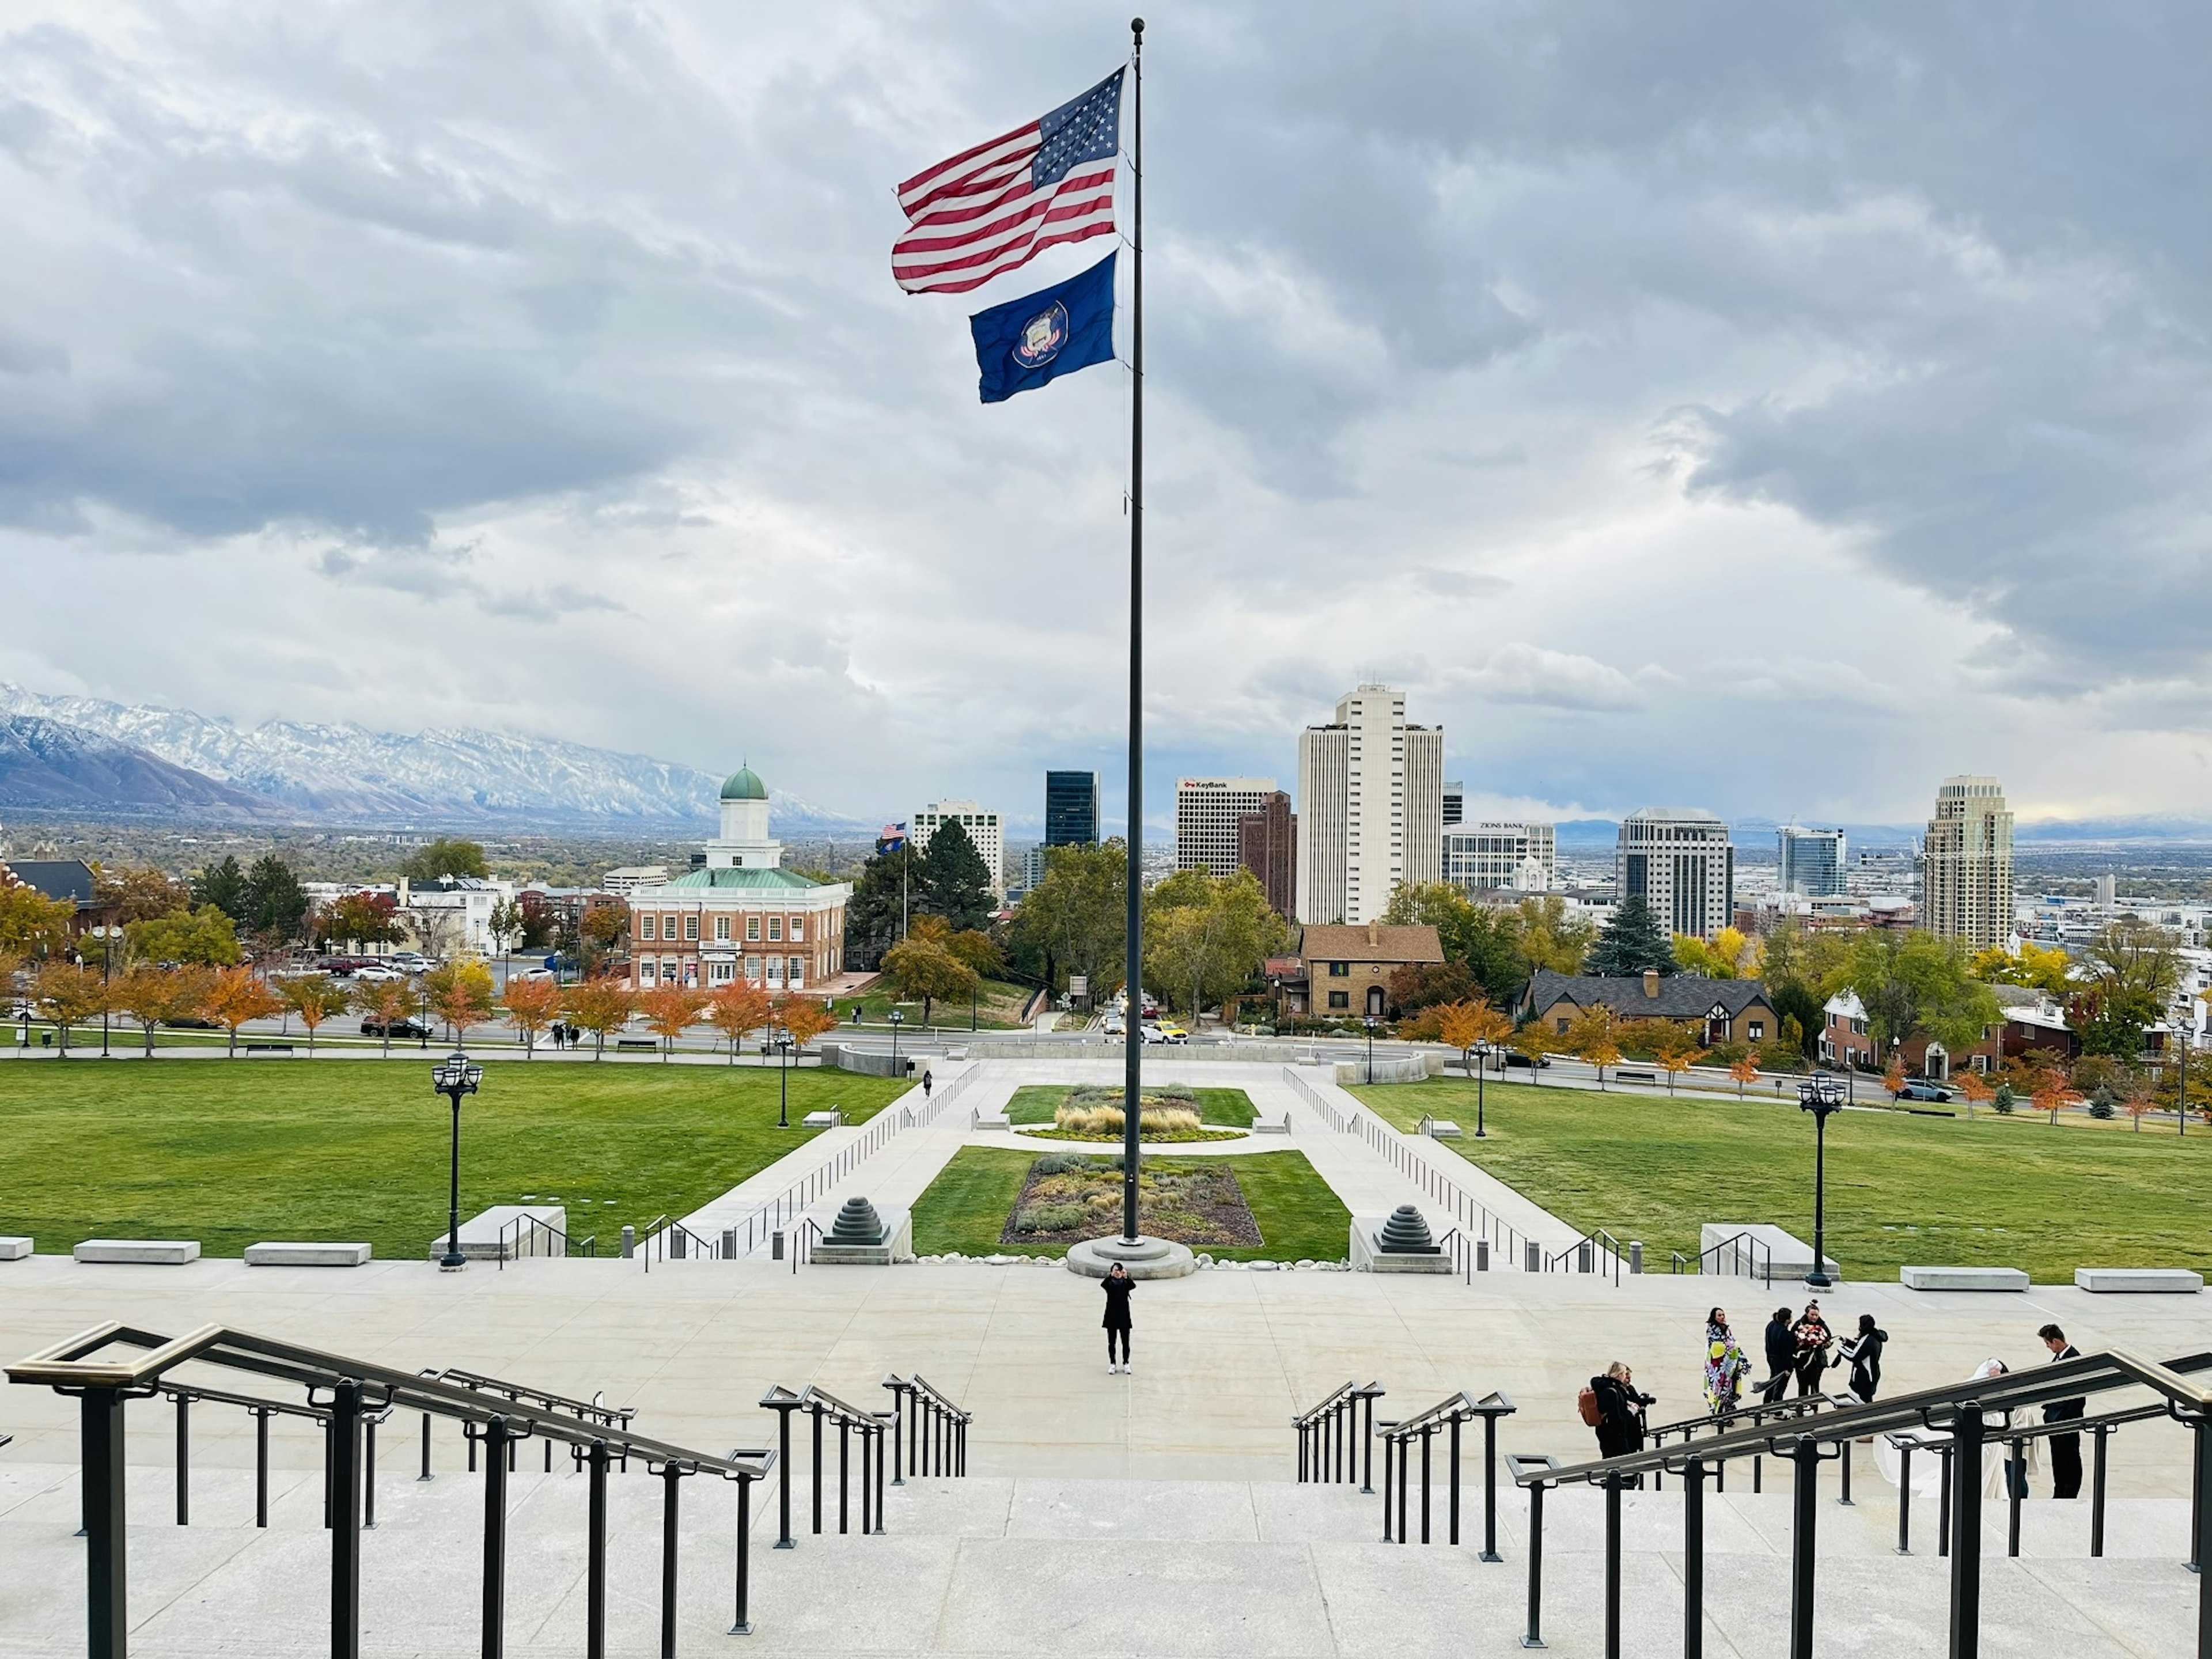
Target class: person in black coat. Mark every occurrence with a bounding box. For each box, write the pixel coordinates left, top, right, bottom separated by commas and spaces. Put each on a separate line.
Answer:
1590, 1362, 1654, 1483
1759, 1306, 1796, 1404
1841, 1313, 1887, 1405
2040, 1323, 2085, 1498
1101, 1263, 1135, 1373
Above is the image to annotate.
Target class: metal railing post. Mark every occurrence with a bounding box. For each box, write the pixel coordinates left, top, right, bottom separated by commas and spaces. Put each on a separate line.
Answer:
1481, 1412, 1501, 1562
1448, 1414, 1462, 1547
1362, 1392, 1376, 1494
482, 1416, 512, 1659
810, 1404, 824, 1535
1380, 1426, 1395, 1542
1298, 1421, 1308, 1483
587, 1441, 610, 1659
1683, 1457, 1706, 1659
1838, 1436, 1852, 1506
730, 1471, 755, 1637
859, 1421, 873, 1536
364, 1413, 380, 1531
82, 1387, 130, 1659
1948, 1405, 1984, 1659
887, 1381, 907, 1485
1521, 1480, 1547, 1649
419, 1411, 433, 1482
1603, 1474, 1622, 1659
772, 1403, 795, 1549
875, 1422, 889, 1531
1789, 1439, 1819, 1659
256, 1408, 271, 1528
957, 1415, 967, 1476
329, 1380, 363, 1659
2007, 1436, 2025, 1558
660, 1464, 683, 1659
1397, 1435, 1410, 1545
839, 1418, 850, 1535
1897, 1443, 1912, 1553
1420, 1425, 1433, 1543
2089, 1423, 2109, 1558
2194, 1417, 2212, 1656
176, 1392, 191, 1526
1938, 1441, 1953, 1557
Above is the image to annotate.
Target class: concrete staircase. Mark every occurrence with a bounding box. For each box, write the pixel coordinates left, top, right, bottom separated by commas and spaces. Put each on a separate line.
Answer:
0, 1460, 2192, 1656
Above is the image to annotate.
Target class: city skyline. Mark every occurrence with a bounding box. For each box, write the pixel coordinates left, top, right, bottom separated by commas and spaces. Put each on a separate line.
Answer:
0, 6, 2205, 833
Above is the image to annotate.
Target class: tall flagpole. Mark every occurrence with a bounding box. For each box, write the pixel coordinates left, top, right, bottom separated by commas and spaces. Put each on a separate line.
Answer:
1120, 16, 1145, 1245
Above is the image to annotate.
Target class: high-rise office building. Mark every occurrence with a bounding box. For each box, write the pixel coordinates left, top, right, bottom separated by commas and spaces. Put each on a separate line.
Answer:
1443, 823, 1557, 895
1176, 778, 1275, 877
911, 800, 1005, 897
1296, 685, 1444, 925
1777, 826, 1847, 897
1616, 809, 1734, 940
1044, 771, 1099, 847
1442, 781, 1464, 828
1922, 776, 2014, 949
1236, 789, 1297, 916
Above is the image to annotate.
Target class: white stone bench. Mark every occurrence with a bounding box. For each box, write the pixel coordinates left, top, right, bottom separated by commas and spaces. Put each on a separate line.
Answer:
971, 1110, 1012, 1131
75, 1240, 200, 1265
1901, 1265, 2029, 1292
2074, 1267, 2202, 1294
430, 1205, 565, 1262
801, 1109, 844, 1129
1418, 1116, 1463, 1139
0, 1236, 32, 1262
1701, 1223, 1836, 1281
245, 1242, 373, 1267
1251, 1114, 1291, 1136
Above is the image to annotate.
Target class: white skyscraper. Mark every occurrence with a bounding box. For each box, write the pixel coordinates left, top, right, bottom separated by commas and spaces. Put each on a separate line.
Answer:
1176, 778, 1275, 878
1296, 685, 1443, 925
1922, 775, 2014, 949
1616, 809, 1735, 940
910, 800, 1005, 898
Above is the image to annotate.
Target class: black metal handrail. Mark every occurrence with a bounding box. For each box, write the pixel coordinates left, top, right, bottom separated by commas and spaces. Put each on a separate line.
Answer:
1508, 1346, 2212, 1659
882, 1373, 972, 1483
759, 1382, 901, 1546
1542, 1226, 1627, 1282
8, 1322, 775, 1658
1377, 1390, 1516, 1556
1293, 1380, 1381, 1490
157, 1378, 396, 1532
427, 1366, 636, 1476
494, 1211, 597, 1267
1666, 1228, 1777, 1285
1639, 1390, 1851, 1495
639, 1212, 715, 1269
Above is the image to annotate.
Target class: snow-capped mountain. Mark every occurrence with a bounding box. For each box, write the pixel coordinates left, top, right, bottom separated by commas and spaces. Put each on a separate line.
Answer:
0, 685, 873, 834
0, 714, 281, 817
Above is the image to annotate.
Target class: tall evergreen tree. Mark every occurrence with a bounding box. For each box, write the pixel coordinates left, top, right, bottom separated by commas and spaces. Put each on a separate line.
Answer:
1584, 894, 1675, 978
191, 855, 248, 924
242, 855, 310, 940
844, 847, 915, 971
918, 820, 995, 931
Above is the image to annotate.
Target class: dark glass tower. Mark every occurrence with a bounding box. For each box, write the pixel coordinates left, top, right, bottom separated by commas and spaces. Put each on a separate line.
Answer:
1044, 771, 1100, 846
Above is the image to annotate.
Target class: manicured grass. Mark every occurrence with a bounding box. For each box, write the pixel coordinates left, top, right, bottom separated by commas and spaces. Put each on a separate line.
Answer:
0, 1060, 906, 1260
1004, 1085, 1257, 1127
1349, 1077, 2212, 1283
909, 1146, 1351, 1262
839, 976, 1036, 1031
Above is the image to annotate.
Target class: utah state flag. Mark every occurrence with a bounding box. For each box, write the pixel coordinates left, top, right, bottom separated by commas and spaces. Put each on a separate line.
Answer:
969, 252, 1116, 404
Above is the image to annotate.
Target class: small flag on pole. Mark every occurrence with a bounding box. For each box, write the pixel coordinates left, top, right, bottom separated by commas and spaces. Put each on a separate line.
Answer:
892, 68, 1123, 296
970, 253, 1116, 403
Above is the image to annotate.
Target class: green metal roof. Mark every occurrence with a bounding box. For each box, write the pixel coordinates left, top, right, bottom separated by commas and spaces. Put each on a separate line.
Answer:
659, 866, 820, 891
718, 766, 768, 801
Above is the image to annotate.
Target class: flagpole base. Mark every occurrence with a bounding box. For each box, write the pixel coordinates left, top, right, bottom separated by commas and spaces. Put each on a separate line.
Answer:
1066, 1236, 1195, 1279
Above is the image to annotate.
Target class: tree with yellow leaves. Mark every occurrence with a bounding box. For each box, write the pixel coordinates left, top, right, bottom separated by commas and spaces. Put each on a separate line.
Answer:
1648, 1022, 1706, 1095
276, 972, 353, 1055
423, 961, 497, 1047
1563, 1005, 1623, 1089
112, 964, 213, 1057
350, 977, 414, 1058
1506, 1021, 1554, 1084
32, 960, 108, 1054
1435, 998, 1513, 1081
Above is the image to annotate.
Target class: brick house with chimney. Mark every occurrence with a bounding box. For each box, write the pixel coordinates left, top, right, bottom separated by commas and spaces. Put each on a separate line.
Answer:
1516, 968, 1779, 1048
1275, 922, 1445, 1019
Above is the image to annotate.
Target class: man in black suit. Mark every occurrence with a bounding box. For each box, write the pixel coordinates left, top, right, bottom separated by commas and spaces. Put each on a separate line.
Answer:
2040, 1323, 2085, 1498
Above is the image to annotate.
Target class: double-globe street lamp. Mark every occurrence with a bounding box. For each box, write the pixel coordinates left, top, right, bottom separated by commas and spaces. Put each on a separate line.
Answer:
1797, 1071, 1846, 1289
1472, 1038, 1493, 1138
774, 1029, 795, 1128
888, 1008, 906, 1081
1363, 1015, 1381, 1085
432, 1051, 484, 1272
87, 925, 122, 1058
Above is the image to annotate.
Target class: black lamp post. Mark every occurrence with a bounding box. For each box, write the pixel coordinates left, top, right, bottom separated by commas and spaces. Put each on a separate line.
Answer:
432, 1051, 484, 1271
888, 1009, 905, 1079
89, 925, 120, 1058
775, 1031, 794, 1128
1797, 1071, 1844, 1288
1473, 1039, 1491, 1138
1363, 1014, 1381, 1085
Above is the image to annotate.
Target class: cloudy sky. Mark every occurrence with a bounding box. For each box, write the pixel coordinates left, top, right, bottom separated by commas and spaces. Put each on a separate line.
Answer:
2, 1, 2207, 834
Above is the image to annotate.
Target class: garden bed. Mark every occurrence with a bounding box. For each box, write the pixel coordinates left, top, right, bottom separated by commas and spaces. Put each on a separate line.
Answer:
1002, 1153, 1262, 1248
1005, 1082, 1255, 1141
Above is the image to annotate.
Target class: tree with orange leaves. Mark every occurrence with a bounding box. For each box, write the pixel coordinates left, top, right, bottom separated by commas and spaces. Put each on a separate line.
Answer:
203, 966, 283, 1057
1563, 1005, 1622, 1089
1435, 998, 1513, 1082
1955, 1069, 1994, 1119
703, 981, 774, 1063
1728, 1055, 1760, 1100
637, 984, 707, 1059
773, 994, 839, 1051
501, 976, 563, 1057
2032, 1078, 2084, 1126
562, 978, 637, 1060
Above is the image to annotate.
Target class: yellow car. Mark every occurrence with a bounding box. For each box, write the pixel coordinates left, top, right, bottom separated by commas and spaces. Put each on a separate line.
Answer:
1152, 1021, 1190, 1043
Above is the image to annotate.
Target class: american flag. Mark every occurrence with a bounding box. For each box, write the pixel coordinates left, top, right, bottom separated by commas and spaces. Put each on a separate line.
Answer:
892, 69, 1123, 296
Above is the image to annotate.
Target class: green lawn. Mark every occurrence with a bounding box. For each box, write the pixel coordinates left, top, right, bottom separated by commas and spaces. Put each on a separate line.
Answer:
1349, 1077, 2212, 1283
0, 1060, 906, 1260
838, 976, 1037, 1031
1004, 1085, 1257, 1127
910, 1146, 1350, 1262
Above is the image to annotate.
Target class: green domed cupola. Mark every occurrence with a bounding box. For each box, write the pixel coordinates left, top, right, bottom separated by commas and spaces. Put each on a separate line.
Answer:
719, 765, 768, 802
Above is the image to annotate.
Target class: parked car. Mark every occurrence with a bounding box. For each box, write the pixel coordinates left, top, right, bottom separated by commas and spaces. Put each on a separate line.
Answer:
360, 1016, 431, 1039
353, 965, 403, 983
1100, 1014, 1125, 1036
514, 967, 556, 982
1152, 1022, 1190, 1044
1894, 1080, 1953, 1103
1501, 1051, 1552, 1070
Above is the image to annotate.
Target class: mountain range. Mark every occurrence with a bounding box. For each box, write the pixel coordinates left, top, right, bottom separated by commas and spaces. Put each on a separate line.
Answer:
0, 685, 874, 835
